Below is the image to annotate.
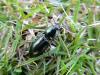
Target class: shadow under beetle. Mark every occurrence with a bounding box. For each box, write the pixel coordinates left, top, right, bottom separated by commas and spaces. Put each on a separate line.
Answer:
29, 24, 61, 56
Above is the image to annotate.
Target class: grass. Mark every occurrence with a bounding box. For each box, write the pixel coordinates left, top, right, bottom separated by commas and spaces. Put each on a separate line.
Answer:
0, 0, 100, 75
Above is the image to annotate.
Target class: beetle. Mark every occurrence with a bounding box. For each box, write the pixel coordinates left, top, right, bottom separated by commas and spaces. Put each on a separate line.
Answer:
29, 24, 61, 56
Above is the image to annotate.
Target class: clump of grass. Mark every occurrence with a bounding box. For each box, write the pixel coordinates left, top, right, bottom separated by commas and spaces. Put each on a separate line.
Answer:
0, 0, 100, 75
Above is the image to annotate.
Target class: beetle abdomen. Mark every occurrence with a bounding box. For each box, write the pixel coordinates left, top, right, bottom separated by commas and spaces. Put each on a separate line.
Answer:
29, 36, 49, 55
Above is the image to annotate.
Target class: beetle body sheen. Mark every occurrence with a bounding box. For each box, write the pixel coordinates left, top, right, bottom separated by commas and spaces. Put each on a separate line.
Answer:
29, 36, 49, 55
29, 25, 59, 56
45, 26, 58, 39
